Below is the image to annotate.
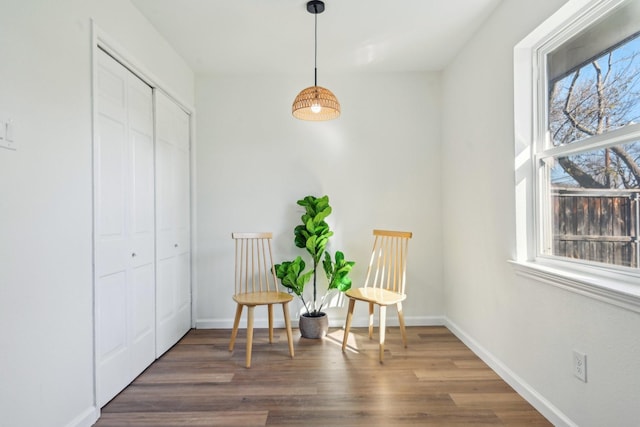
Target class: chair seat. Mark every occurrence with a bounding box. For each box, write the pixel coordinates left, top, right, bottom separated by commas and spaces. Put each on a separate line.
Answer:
233, 291, 293, 306
345, 287, 406, 306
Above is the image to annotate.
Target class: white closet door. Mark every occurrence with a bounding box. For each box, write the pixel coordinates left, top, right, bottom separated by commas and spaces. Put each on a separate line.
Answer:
95, 49, 155, 407
155, 90, 191, 357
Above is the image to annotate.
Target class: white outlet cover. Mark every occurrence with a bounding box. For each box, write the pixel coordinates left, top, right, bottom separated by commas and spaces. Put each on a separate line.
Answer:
0, 116, 16, 151
573, 350, 587, 382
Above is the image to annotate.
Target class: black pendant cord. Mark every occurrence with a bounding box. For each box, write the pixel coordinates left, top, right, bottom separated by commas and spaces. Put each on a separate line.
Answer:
314, 9, 318, 86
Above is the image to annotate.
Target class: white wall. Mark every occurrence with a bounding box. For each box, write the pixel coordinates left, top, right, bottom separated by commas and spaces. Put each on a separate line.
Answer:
0, 1, 193, 426
442, 0, 640, 426
194, 71, 443, 328
7, 0, 637, 426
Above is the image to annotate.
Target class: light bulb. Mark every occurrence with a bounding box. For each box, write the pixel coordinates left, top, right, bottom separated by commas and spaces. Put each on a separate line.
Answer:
311, 103, 322, 114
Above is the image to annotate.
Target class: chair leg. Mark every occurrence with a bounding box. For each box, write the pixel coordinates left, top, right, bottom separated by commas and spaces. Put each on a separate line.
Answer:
378, 305, 387, 363
342, 298, 355, 352
229, 303, 243, 352
368, 302, 374, 339
397, 302, 407, 348
268, 304, 274, 343
282, 302, 294, 358
245, 305, 255, 368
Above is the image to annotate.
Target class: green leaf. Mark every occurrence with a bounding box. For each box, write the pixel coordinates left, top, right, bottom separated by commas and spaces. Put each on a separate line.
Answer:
297, 195, 313, 208
298, 270, 314, 287
323, 251, 355, 292
305, 217, 315, 233
315, 195, 329, 209
336, 276, 352, 292
322, 251, 333, 277
305, 234, 317, 255
314, 206, 332, 223
294, 225, 308, 248
274, 257, 311, 296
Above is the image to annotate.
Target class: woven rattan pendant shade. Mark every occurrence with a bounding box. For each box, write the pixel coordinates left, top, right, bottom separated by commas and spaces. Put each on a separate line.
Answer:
292, 0, 340, 121
292, 86, 340, 121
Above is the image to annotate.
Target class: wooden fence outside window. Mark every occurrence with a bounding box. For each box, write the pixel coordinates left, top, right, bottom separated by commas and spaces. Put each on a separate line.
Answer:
552, 189, 640, 268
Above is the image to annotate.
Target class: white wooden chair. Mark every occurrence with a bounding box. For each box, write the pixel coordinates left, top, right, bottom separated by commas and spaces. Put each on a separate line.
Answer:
229, 232, 295, 368
342, 229, 413, 363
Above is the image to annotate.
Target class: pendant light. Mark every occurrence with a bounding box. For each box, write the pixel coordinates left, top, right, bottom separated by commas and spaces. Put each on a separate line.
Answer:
292, 0, 340, 121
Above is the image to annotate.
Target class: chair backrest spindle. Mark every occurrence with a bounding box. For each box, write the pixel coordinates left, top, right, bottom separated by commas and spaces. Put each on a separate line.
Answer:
363, 229, 412, 295
232, 232, 277, 296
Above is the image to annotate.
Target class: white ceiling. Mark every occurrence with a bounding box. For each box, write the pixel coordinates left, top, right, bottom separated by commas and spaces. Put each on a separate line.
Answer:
131, 0, 502, 75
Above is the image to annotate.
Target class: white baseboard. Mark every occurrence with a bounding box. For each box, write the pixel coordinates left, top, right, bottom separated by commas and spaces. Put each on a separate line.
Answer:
443, 318, 577, 427
195, 315, 445, 330
195, 318, 236, 329
196, 318, 307, 329
65, 405, 99, 427
345, 315, 445, 328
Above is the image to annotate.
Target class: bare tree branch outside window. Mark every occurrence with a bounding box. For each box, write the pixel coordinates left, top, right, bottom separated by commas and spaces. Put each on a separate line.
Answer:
548, 34, 640, 190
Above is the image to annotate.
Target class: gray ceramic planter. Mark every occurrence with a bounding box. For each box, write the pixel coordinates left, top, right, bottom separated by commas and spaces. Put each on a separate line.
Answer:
298, 312, 328, 339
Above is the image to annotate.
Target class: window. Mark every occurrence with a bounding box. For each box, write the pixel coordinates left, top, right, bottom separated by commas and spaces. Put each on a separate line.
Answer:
514, 0, 640, 312
542, 28, 640, 270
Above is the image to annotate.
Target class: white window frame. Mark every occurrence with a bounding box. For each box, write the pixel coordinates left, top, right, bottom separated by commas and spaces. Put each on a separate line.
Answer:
512, 0, 640, 313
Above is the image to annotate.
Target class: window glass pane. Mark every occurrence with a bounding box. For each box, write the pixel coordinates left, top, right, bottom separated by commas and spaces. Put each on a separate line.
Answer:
550, 141, 640, 189
547, 0, 640, 82
548, 33, 640, 147
547, 142, 640, 268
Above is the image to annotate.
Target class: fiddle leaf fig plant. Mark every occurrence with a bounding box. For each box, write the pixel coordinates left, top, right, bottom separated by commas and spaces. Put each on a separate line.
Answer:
275, 195, 355, 317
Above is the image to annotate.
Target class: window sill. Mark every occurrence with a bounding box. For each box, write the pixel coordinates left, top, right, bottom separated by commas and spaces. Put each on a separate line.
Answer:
509, 259, 640, 313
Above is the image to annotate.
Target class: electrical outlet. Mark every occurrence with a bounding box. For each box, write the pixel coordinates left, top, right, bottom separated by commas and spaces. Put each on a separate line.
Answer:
573, 350, 587, 382
0, 119, 6, 144
0, 116, 16, 151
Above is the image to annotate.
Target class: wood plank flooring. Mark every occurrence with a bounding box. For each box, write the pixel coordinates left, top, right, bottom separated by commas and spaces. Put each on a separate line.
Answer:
95, 326, 551, 426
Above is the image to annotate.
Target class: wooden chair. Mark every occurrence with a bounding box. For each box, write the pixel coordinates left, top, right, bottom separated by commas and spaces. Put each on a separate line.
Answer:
342, 229, 413, 363
229, 232, 295, 368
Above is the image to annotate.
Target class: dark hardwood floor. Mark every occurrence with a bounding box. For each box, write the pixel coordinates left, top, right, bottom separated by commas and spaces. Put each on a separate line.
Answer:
95, 326, 551, 426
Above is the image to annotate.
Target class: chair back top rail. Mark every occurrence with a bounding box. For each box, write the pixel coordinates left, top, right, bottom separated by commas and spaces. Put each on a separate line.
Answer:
365, 230, 412, 294
373, 229, 413, 239
232, 232, 277, 295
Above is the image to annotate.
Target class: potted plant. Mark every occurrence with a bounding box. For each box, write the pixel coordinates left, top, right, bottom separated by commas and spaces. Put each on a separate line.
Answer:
274, 195, 355, 339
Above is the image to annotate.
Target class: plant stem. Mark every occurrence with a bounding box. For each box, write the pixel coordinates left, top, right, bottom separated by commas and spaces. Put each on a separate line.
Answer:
317, 291, 328, 314
301, 295, 311, 316
312, 260, 318, 314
